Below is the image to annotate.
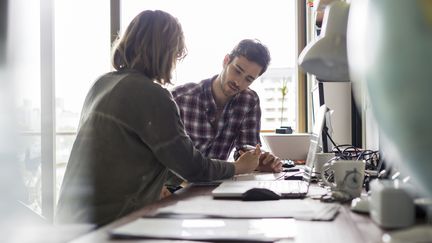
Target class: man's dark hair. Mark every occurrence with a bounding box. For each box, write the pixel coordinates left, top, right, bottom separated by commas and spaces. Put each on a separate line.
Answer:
228, 39, 271, 76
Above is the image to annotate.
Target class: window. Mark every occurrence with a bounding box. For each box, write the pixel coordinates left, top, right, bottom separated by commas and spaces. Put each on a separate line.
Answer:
9, 0, 43, 216
121, 0, 298, 130
54, 0, 111, 203
9, 0, 111, 220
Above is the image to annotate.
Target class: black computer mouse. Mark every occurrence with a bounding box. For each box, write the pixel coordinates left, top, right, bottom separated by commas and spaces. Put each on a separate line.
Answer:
242, 188, 281, 201
282, 160, 296, 168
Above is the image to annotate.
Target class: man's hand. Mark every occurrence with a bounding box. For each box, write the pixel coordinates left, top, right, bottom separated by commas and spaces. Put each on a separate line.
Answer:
256, 152, 283, 173
234, 145, 261, 174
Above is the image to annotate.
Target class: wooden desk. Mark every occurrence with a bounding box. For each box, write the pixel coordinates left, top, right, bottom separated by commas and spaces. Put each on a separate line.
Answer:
70, 184, 385, 243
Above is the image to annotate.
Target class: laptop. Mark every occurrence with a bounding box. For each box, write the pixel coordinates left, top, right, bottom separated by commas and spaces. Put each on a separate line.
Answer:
261, 133, 311, 161
212, 105, 328, 199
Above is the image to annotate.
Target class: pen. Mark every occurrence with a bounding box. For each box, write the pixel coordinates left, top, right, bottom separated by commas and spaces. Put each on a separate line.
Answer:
240, 145, 267, 153
283, 168, 300, 172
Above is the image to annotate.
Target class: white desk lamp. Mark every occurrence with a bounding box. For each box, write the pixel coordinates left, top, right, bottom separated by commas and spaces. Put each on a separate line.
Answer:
298, 1, 350, 82
313, 0, 339, 24
313, 0, 338, 12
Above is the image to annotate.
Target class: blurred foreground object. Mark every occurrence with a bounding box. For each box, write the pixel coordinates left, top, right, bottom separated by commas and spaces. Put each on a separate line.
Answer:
347, 0, 432, 198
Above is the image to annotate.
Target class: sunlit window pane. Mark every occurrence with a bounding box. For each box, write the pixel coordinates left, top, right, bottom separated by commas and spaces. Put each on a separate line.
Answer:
55, 1, 111, 201
121, 0, 297, 130
9, 0, 43, 215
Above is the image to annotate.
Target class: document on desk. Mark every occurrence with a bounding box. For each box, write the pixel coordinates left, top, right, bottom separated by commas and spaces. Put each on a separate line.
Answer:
157, 196, 340, 221
110, 218, 296, 242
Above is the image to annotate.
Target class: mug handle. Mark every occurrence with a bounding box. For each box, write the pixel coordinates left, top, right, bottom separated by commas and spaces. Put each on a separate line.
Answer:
322, 162, 337, 189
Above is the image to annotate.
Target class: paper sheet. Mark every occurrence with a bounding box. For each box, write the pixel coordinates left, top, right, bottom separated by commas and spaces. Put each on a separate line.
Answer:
111, 218, 296, 242
157, 196, 340, 221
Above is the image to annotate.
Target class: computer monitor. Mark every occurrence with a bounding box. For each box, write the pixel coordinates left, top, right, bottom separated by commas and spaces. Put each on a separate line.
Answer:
311, 81, 332, 153
312, 80, 362, 150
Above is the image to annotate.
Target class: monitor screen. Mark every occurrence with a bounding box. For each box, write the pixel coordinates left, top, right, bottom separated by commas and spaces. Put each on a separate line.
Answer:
311, 81, 332, 153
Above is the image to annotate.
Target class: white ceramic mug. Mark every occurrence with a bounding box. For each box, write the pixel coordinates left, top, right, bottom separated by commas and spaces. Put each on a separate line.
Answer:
313, 152, 336, 178
322, 160, 366, 198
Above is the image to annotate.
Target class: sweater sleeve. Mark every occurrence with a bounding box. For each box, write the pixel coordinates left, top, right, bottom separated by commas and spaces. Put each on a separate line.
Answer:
120, 81, 235, 182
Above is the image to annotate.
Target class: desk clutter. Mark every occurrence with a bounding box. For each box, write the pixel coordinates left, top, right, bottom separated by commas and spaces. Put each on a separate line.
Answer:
110, 189, 340, 241
313, 145, 382, 202
319, 146, 432, 242
108, 140, 432, 242
109, 170, 340, 242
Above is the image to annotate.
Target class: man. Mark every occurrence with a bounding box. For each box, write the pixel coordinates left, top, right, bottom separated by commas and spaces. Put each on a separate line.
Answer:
172, 39, 282, 172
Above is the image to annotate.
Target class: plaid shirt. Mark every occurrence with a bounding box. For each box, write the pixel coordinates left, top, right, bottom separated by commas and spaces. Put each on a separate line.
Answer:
171, 76, 261, 160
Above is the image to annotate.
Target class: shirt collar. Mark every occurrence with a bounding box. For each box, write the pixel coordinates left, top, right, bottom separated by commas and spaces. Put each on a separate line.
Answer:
202, 76, 219, 114
203, 75, 244, 113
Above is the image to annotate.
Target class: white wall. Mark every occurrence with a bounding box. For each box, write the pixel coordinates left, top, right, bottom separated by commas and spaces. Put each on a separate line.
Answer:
323, 82, 352, 146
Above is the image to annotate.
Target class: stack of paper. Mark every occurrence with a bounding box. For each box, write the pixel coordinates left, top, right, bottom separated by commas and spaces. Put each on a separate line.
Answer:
157, 196, 340, 221
110, 218, 296, 242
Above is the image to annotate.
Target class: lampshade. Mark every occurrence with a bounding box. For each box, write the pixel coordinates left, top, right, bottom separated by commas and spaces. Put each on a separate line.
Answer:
298, 1, 350, 82
313, 0, 338, 12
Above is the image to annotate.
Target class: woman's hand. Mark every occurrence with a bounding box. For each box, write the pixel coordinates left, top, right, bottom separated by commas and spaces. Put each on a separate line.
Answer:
234, 144, 261, 174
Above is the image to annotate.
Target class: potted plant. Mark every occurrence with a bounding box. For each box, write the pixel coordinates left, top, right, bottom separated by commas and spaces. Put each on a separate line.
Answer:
276, 77, 292, 134
280, 77, 288, 127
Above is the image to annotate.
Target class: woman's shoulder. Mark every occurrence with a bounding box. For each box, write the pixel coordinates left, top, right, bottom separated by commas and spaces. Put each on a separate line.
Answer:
113, 70, 170, 96
171, 82, 200, 96
171, 78, 210, 98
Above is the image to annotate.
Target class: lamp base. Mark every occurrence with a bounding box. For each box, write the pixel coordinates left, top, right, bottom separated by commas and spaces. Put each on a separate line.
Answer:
382, 225, 432, 243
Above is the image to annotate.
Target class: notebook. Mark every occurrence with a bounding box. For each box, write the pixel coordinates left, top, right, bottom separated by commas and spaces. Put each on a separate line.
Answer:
261, 133, 311, 161
212, 105, 328, 199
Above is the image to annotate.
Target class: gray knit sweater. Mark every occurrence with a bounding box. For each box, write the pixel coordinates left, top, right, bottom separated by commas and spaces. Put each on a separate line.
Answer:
56, 70, 234, 226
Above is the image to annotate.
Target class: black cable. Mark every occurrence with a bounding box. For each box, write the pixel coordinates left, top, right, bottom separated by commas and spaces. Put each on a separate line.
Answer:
321, 127, 382, 172
323, 127, 342, 154
275, 171, 288, 180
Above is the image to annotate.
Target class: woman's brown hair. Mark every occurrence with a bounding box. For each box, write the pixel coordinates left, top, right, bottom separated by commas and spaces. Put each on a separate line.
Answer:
112, 10, 187, 85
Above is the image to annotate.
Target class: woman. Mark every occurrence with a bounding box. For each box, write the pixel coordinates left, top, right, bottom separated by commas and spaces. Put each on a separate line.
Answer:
56, 10, 260, 226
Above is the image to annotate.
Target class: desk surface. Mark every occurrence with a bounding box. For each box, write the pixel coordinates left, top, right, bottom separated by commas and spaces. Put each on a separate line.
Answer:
70, 184, 385, 243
